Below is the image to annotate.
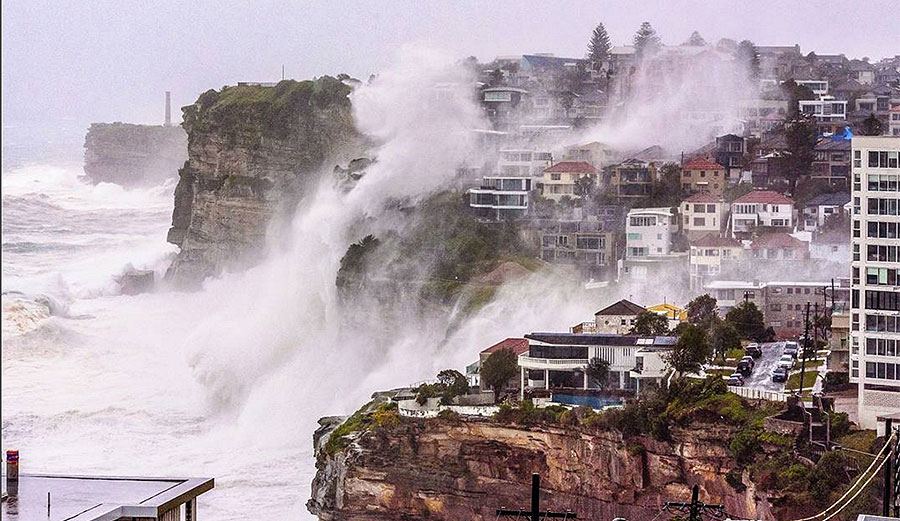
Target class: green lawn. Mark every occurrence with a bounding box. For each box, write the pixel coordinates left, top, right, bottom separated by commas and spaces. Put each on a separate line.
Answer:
786, 371, 818, 391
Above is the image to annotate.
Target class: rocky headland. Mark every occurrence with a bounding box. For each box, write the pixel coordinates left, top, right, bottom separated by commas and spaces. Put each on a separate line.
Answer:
165, 78, 362, 286
308, 383, 881, 521
83, 122, 187, 186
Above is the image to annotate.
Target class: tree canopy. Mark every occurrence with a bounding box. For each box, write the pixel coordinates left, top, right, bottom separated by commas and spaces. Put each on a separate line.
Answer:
857, 113, 884, 136
686, 31, 707, 47
686, 294, 719, 329
587, 23, 611, 63
482, 348, 519, 402
784, 113, 818, 194
633, 22, 661, 58
585, 357, 610, 388
631, 310, 670, 335
725, 301, 766, 340
665, 324, 712, 375
735, 40, 760, 80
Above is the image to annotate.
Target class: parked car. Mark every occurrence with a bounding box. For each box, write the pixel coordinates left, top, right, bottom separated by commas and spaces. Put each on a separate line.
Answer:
740, 355, 756, 368
745, 343, 762, 358
772, 367, 789, 383
777, 354, 795, 369
728, 373, 745, 386
784, 341, 799, 358
737, 359, 753, 377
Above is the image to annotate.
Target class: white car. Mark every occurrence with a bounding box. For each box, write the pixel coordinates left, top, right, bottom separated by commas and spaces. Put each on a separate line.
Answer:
777, 354, 795, 370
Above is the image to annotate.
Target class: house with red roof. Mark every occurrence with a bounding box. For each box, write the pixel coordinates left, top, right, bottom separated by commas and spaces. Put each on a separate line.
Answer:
730, 190, 795, 238
680, 157, 726, 197
475, 338, 530, 393
678, 192, 730, 240
541, 161, 599, 201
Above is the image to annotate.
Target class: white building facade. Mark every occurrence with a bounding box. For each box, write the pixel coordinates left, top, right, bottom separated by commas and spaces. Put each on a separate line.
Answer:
626, 207, 676, 257
850, 135, 900, 430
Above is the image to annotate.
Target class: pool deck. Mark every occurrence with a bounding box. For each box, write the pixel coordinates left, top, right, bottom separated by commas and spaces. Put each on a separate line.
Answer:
1, 473, 213, 521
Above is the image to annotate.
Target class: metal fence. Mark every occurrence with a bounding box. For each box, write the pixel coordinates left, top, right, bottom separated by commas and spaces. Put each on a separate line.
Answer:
727, 385, 789, 402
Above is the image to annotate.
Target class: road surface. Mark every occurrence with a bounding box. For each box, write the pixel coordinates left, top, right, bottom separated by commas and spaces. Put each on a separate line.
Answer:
742, 341, 787, 392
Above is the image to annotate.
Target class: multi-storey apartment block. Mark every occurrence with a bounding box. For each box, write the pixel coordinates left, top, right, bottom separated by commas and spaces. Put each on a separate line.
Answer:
849, 135, 900, 430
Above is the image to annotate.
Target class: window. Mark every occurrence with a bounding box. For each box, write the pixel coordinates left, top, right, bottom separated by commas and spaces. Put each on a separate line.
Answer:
693, 217, 706, 226
695, 204, 706, 213
867, 220, 900, 239
865, 290, 900, 311
868, 150, 900, 169
550, 173, 561, 181
854, 150, 862, 169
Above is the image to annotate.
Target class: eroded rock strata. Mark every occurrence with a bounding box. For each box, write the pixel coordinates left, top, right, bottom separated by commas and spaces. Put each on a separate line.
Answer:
165, 78, 361, 286
308, 416, 773, 521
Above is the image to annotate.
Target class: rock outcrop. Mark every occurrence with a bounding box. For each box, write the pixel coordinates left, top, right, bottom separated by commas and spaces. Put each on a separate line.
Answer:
308, 416, 774, 521
83, 123, 187, 186
165, 78, 361, 286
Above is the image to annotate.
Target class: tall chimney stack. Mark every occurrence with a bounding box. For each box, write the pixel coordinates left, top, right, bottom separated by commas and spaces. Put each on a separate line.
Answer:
165, 91, 172, 127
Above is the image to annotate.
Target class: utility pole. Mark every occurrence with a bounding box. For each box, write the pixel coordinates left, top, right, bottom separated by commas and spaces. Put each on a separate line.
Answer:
797, 301, 811, 395
664, 484, 724, 521
885, 418, 894, 516
496, 474, 576, 521
892, 423, 900, 516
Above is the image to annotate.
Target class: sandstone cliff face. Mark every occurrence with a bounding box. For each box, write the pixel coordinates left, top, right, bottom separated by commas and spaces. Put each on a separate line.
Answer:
83, 122, 187, 186
308, 417, 774, 521
165, 78, 360, 286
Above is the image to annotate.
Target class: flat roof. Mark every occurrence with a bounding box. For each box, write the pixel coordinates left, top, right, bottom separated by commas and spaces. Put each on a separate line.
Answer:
1, 473, 213, 521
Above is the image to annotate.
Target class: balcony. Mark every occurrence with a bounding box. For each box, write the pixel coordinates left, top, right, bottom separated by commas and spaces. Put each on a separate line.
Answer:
519, 355, 588, 370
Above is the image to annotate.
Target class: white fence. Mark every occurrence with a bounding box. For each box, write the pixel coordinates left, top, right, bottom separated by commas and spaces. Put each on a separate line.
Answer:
727, 385, 789, 402
396, 399, 500, 418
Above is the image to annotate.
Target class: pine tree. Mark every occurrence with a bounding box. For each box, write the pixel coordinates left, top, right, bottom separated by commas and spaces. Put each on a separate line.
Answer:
587, 23, 611, 62
736, 40, 760, 80
686, 30, 707, 46
633, 22, 661, 58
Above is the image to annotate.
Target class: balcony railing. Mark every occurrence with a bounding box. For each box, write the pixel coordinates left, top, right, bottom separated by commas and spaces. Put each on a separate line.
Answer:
519, 355, 589, 369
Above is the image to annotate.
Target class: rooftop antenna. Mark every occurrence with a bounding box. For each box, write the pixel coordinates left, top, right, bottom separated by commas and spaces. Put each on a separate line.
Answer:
282, 65, 285, 81
164, 91, 171, 127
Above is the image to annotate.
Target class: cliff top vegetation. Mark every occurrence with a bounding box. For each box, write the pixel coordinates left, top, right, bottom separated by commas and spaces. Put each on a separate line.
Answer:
183, 77, 352, 139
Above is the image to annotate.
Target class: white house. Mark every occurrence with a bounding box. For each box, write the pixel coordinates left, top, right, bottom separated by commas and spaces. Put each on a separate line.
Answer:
468, 175, 532, 220
731, 190, 795, 237
518, 332, 676, 394
498, 148, 553, 178
799, 95, 848, 122
626, 207, 677, 257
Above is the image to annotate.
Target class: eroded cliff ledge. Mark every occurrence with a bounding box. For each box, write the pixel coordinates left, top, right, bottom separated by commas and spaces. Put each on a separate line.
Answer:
83, 122, 187, 186
308, 411, 773, 521
165, 78, 360, 286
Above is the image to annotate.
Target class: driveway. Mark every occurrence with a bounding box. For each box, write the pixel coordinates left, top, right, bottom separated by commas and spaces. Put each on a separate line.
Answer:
742, 341, 787, 392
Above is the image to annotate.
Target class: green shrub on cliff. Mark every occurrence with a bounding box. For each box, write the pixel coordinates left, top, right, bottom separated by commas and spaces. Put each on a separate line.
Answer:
183, 77, 352, 140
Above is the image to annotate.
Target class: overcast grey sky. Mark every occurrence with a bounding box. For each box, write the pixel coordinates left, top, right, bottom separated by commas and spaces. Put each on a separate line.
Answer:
2, 0, 898, 129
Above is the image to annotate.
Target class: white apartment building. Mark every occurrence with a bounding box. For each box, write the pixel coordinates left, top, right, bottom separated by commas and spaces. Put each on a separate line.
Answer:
626, 207, 677, 257
799, 95, 848, 122
468, 176, 532, 220
498, 149, 553, 178
794, 79, 829, 96
622, 207, 688, 282
730, 190, 795, 238
850, 135, 900, 430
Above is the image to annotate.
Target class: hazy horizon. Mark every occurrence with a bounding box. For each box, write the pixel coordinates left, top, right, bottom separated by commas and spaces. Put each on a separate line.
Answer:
2, 0, 898, 131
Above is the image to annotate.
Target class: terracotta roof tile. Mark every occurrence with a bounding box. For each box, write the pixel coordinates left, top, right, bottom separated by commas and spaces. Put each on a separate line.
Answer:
481, 337, 529, 355
733, 190, 794, 205
683, 158, 725, 170
544, 161, 598, 174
